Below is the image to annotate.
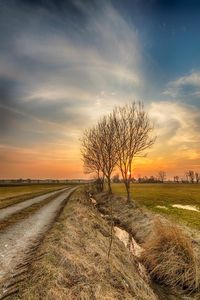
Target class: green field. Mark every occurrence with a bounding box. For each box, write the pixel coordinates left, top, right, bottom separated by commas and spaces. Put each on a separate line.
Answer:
112, 183, 200, 230
0, 184, 68, 209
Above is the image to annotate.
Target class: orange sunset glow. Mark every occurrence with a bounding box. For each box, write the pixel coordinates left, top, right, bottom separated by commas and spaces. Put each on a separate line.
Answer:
1, 1, 200, 180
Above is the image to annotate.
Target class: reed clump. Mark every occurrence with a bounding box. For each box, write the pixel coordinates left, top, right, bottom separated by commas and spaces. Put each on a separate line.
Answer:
141, 219, 200, 292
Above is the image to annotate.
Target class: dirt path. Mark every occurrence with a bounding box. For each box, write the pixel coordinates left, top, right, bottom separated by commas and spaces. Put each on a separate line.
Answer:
0, 187, 77, 296
0, 188, 69, 222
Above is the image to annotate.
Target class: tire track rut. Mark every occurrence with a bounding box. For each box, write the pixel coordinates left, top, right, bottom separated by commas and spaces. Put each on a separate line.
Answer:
0, 187, 77, 299
0, 188, 68, 222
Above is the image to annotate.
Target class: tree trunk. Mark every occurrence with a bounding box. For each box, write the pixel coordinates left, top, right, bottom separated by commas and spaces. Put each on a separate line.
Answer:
107, 176, 112, 194
125, 180, 131, 203
100, 176, 104, 192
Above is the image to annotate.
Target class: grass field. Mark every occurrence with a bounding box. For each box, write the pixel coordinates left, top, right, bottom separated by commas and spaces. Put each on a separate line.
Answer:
0, 184, 68, 209
112, 183, 200, 230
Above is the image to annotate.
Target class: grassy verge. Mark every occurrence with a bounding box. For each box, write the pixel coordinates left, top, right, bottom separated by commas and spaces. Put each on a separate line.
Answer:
13, 189, 157, 300
112, 183, 200, 230
0, 184, 69, 209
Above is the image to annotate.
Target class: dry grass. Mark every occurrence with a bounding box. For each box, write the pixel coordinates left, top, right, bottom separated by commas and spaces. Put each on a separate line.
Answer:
95, 192, 154, 244
140, 219, 200, 292
95, 193, 200, 298
14, 189, 157, 300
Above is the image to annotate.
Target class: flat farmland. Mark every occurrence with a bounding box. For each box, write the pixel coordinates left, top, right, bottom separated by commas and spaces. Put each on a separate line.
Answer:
0, 184, 69, 209
112, 183, 200, 230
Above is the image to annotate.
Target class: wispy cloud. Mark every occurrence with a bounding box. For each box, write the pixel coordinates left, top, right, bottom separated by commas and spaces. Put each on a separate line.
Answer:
0, 0, 143, 138
147, 101, 200, 174
1, 0, 200, 178
163, 71, 200, 99
0, 1, 144, 178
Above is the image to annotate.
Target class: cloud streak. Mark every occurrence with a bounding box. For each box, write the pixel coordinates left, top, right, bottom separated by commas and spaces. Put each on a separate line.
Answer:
0, 0, 143, 133
163, 71, 200, 100
146, 101, 200, 175
0, 0, 144, 178
1, 0, 200, 178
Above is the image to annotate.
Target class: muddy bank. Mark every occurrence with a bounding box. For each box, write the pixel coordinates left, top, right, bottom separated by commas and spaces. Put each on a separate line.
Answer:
94, 192, 200, 299
95, 193, 154, 244
95, 193, 200, 247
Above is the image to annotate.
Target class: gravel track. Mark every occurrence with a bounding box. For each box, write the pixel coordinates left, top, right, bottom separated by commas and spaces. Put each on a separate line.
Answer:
0, 188, 68, 222
0, 187, 76, 288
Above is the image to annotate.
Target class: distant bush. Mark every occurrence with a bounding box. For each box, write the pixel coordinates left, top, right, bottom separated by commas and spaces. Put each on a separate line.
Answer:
140, 219, 200, 292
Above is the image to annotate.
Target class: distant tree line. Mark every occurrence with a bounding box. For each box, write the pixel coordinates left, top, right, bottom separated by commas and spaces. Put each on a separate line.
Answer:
81, 101, 156, 201
111, 173, 168, 184
174, 171, 200, 184
111, 170, 200, 184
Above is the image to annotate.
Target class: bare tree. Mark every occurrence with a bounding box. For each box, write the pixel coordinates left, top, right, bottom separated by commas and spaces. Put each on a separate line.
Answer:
187, 170, 195, 184
81, 114, 118, 194
81, 127, 104, 192
195, 172, 200, 184
112, 102, 156, 202
174, 175, 179, 183
158, 171, 166, 183
96, 115, 118, 194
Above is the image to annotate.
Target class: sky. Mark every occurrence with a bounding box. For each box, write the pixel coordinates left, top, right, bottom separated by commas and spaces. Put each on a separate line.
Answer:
1, 0, 200, 179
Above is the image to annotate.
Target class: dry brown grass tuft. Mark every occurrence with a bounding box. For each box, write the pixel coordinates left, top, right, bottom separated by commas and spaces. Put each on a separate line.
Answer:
140, 219, 200, 292
15, 189, 158, 300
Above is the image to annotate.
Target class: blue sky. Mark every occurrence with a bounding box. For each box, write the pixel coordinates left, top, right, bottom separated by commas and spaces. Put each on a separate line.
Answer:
1, 0, 200, 178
